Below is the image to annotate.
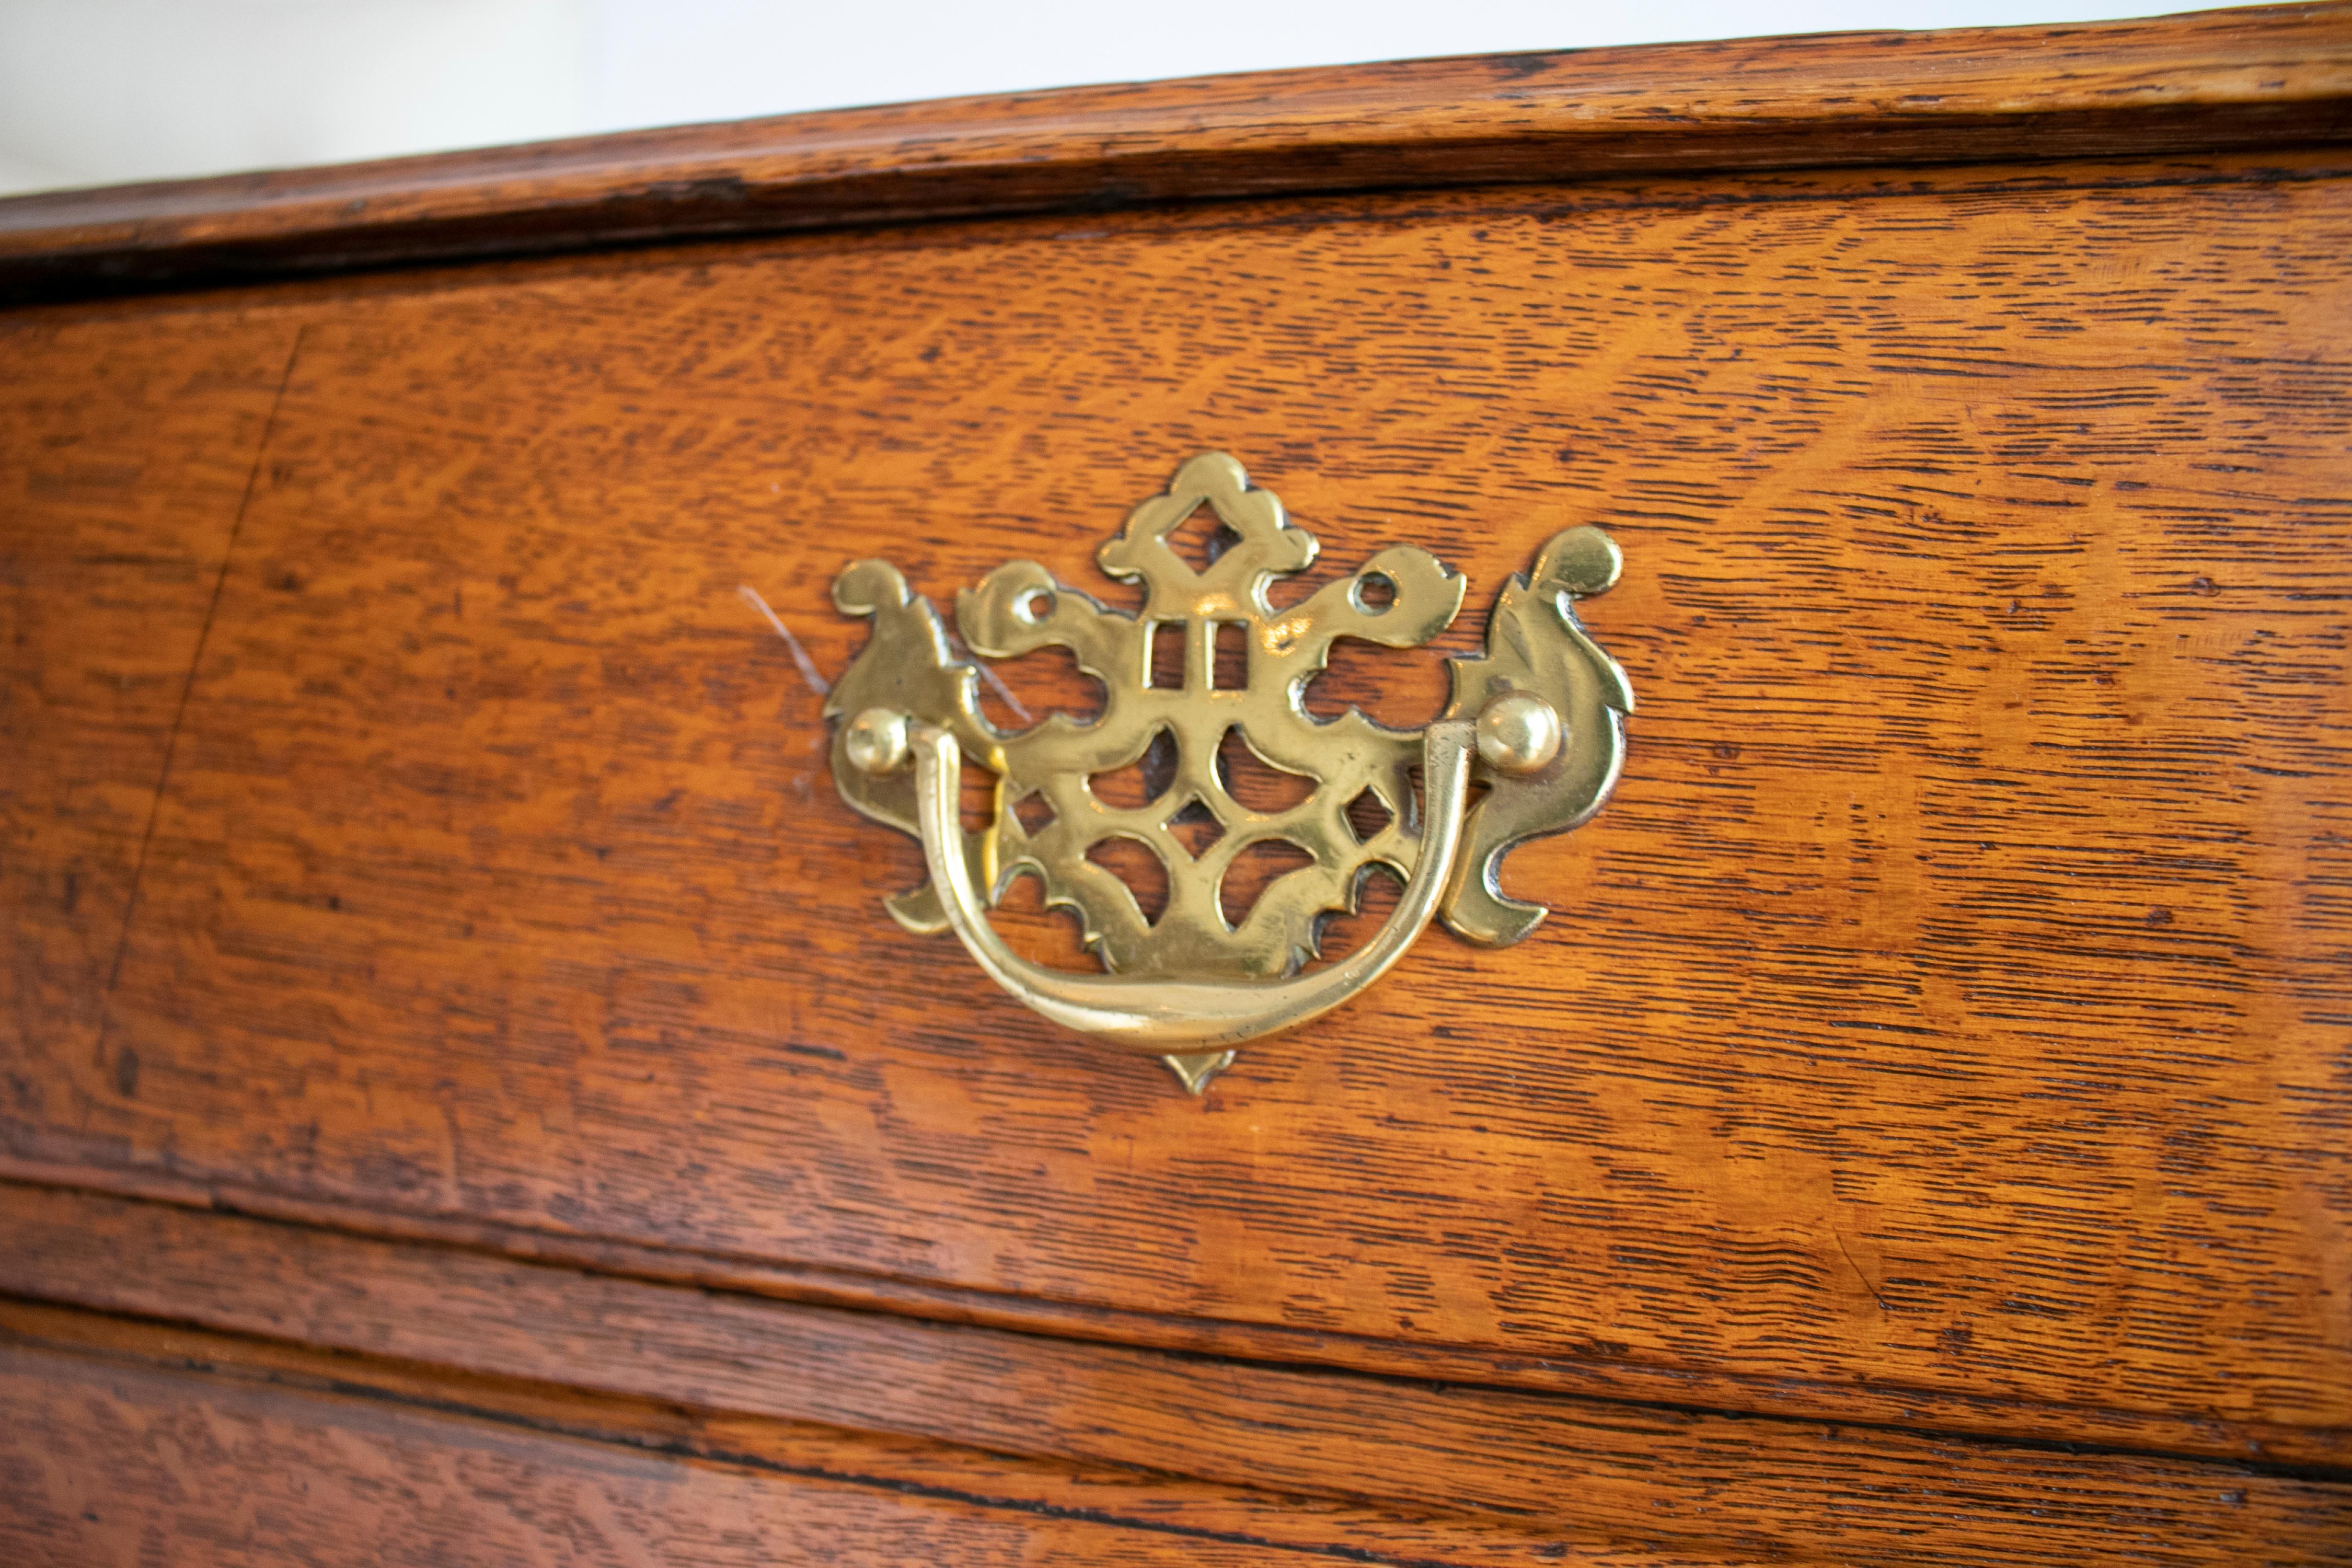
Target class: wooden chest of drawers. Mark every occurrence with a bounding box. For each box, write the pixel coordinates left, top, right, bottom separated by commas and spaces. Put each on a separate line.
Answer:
4, 6, 2349, 1562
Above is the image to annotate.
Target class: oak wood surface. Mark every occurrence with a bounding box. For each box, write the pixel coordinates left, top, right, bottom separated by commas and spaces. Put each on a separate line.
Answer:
3, 147, 2347, 1493
8, 1341, 1632, 1568
0, 314, 299, 1128
4, 1185, 2345, 1564
3, 1301, 1663, 1568
14, 1138, 2333, 1469
2, 5, 2351, 300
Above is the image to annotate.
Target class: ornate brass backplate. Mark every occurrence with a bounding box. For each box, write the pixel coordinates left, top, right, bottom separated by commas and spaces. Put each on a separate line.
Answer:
823, 452, 1633, 1091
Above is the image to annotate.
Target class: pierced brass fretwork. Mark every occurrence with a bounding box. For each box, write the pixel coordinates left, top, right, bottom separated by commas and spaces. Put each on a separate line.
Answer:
821, 452, 1634, 1091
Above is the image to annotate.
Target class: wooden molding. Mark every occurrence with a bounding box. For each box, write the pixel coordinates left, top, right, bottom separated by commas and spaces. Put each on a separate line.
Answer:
2, 4, 2350, 298
4, 1185, 2346, 1563
7, 1324, 1624, 1568
6, 1169, 2345, 1474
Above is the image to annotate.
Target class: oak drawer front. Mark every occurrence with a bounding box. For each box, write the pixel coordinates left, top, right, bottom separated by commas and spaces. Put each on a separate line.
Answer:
6, 147, 2349, 1475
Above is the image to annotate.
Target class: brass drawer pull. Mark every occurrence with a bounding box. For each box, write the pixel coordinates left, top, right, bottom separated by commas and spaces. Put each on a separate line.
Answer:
825, 453, 1633, 1090
904, 715, 1475, 1076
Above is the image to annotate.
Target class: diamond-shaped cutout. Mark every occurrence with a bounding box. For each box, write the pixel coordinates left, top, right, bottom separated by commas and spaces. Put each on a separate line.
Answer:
1343, 787, 1392, 844
1169, 503, 1244, 574
1011, 790, 1056, 838
1163, 797, 1226, 861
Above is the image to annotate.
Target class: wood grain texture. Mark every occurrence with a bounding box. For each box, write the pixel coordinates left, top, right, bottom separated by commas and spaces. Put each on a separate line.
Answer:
6, 1186, 2346, 1565
1, 1302, 1656, 1568
3, 147, 2349, 1493
2, 4, 2351, 299
19, 1138, 2332, 1469
0, 313, 298, 1122
6, 1340, 1647, 1568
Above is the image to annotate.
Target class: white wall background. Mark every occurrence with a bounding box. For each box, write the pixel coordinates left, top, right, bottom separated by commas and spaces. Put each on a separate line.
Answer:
0, 0, 2197, 198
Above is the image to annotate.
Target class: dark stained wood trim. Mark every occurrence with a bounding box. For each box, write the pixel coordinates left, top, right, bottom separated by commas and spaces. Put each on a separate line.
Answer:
6, 1172, 2345, 1475
2, 4, 2350, 299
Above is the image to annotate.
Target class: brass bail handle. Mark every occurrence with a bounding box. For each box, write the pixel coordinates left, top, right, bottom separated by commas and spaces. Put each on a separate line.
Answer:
810, 451, 1635, 1090
905, 718, 1477, 1053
